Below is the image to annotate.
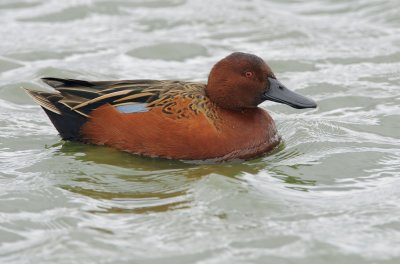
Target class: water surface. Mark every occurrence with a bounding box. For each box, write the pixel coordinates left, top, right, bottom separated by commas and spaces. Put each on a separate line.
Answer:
1, 0, 400, 263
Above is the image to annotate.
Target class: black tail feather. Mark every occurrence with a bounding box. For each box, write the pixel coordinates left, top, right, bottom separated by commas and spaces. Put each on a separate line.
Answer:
26, 89, 87, 140
41, 77, 95, 88
42, 105, 87, 141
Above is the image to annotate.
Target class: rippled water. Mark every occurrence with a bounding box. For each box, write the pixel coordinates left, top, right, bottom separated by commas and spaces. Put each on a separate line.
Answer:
1, 0, 400, 263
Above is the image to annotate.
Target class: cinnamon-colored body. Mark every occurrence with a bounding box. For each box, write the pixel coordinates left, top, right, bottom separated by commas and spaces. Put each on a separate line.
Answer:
81, 101, 279, 160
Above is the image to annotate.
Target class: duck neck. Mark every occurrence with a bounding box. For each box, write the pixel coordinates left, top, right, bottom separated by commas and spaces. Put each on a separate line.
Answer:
205, 85, 250, 112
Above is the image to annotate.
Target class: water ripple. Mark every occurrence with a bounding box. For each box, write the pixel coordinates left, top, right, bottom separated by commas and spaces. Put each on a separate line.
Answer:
1, 0, 400, 263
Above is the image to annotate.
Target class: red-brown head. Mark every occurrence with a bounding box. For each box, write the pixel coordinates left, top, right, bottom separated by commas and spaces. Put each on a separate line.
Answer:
206, 52, 316, 110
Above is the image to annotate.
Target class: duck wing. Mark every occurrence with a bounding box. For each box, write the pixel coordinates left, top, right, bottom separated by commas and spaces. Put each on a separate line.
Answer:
29, 77, 206, 117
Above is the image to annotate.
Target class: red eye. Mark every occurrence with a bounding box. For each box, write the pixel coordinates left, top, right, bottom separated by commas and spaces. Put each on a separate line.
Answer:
245, 71, 253, 78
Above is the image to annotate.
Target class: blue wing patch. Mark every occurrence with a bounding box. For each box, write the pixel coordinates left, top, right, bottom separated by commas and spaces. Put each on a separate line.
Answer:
115, 103, 149, 113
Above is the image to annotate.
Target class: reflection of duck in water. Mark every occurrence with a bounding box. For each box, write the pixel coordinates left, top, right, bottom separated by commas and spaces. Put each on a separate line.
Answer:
26, 52, 316, 161
56, 141, 315, 214
56, 142, 280, 214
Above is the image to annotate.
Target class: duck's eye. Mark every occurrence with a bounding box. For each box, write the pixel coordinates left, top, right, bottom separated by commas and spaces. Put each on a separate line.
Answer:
245, 71, 254, 78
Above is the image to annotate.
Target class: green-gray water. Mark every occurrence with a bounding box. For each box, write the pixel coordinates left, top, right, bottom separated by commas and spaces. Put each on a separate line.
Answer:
1, 0, 400, 263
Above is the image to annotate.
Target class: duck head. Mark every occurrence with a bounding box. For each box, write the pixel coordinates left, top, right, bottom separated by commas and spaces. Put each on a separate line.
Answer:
206, 52, 317, 110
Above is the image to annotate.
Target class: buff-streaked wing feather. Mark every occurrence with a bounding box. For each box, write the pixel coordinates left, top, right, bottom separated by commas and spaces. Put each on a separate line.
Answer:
24, 89, 62, 114
36, 78, 209, 118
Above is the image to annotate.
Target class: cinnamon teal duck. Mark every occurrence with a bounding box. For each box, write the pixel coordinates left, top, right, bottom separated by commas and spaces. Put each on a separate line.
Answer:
26, 52, 317, 161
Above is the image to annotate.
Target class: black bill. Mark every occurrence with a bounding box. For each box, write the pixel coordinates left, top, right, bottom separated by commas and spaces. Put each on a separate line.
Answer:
262, 77, 317, 109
